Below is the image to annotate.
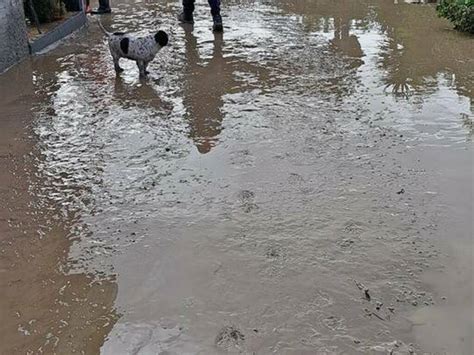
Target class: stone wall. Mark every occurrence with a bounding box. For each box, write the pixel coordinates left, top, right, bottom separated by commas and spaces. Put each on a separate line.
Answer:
0, 0, 29, 73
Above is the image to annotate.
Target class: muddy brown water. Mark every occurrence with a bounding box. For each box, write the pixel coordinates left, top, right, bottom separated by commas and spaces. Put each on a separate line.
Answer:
0, 0, 472, 354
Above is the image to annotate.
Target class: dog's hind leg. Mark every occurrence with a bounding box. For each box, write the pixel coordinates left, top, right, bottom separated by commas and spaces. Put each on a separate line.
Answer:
137, 60, 147, 77
112, 54, 123, 73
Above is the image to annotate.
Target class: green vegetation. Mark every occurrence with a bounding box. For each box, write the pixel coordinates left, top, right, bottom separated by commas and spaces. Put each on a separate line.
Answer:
24, 0, 66, 24
437, 0, 474, 33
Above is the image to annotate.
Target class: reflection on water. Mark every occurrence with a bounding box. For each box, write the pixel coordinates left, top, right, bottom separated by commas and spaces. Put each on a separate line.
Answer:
0, 0, 472, 353
184, 30, 230, 154
330, 14, 364, 62
279, 0, 472, 142
183, 28, 266, 153
113, 76, 175, 115
375, 1, 472, 100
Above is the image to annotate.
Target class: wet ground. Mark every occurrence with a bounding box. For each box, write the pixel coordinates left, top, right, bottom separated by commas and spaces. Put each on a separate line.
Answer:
0, 0, 473, 354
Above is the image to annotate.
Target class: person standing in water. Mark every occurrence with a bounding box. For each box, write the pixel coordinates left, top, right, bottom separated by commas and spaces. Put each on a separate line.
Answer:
85, 0, 112, 14
178, 0, 223, 32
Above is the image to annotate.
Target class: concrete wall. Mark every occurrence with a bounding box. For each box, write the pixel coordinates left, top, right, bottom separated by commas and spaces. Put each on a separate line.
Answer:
0, 0, 29, 73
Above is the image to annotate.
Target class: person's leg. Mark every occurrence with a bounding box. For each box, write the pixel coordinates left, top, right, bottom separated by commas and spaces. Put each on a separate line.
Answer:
208, 0, 223, 31
178, 0, 195, 23
183, 0, 195, 17
208, 0, 220, 17
92, 0, 111, 14
98, 0, 111, 12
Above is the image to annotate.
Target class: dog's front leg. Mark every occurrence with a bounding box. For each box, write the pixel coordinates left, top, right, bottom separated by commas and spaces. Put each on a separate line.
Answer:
137, 60, 147, 77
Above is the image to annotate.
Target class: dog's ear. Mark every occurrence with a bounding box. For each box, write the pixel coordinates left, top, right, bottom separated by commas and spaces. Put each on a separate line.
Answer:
120, 38, 130, 55
154, 31, 169, 47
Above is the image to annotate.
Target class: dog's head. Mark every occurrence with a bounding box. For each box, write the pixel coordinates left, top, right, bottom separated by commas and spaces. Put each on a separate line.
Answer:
154, 30, 169, 47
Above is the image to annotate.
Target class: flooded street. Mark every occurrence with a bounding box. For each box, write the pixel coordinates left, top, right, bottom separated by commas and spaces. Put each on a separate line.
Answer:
1, 0, 473, 354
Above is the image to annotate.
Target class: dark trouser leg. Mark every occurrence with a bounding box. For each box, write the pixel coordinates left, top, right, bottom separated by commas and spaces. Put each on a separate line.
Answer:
208, 0, 221, 17
98, 0, 110, 11
182, 0, 195, 16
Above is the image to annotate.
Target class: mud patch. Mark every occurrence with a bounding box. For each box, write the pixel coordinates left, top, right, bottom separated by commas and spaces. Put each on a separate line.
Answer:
238, 189, 259, 213
215, 325, 245, 350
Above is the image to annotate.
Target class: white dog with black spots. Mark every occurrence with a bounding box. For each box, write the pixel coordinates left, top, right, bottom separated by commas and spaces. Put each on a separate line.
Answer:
98, 19, 169, 77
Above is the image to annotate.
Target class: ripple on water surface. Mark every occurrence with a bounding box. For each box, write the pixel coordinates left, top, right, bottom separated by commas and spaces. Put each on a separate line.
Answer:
26, 0, 473, 353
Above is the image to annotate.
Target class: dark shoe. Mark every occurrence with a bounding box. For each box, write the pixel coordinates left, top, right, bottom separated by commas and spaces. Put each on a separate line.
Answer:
212, 15, 223, 32
178, 12, 194, 24
92, 0, 111, 14
91, 7, 111, 14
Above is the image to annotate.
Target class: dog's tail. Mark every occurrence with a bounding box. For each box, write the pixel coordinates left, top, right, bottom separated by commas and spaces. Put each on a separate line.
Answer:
96, 17, 111, 37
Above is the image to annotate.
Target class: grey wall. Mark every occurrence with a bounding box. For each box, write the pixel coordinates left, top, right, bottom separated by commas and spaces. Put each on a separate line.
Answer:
0, 0, 30, 73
